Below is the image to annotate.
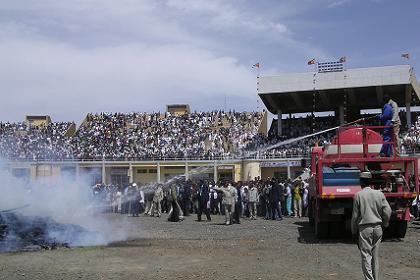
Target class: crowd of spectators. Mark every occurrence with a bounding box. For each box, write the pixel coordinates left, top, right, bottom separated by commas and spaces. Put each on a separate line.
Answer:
70, 111, 263, 160
0, 122, 74, 160
0, 111, 263, 160
4, 110, 419, 161
401, 114, 420, 154
245, 115, 339, 158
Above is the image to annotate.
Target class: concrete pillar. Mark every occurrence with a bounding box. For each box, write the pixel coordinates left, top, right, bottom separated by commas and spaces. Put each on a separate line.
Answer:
405, 85, 412, 128
376, 86, 384, 105
157, 162, 161, 183
128, 163, 133, 183
101, 161, 106, 184
338, 106, 345, 125
30, 164, 37, 181
75, 164, 80, 179
185, 162, 189, 181
213, 162, 218, 183
287, 160, 291, 179
277, 110, 282, 136
406, 102, 412, 128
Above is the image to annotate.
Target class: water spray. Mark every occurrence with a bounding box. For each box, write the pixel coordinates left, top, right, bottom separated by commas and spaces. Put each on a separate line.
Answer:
135, 115, 379, 196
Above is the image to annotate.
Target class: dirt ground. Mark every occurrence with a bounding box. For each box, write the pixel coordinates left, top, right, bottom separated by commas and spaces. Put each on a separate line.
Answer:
0, 214, 419, 280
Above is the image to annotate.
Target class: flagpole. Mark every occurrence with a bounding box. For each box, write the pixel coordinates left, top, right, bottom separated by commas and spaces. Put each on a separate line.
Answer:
255, 63, 260, 111
257, 64, 261, 78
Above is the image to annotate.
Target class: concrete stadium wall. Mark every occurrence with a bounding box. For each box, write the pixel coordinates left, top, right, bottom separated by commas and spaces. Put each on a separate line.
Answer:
133, 166, 158, 184
242, 162, 261, 181
7, 158, 310, 185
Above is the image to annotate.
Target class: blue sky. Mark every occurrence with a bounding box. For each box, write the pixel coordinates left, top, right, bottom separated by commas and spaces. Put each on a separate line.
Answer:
0, 0, 418, 122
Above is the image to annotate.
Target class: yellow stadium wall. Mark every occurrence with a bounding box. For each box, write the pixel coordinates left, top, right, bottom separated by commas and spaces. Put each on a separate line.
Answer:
242, 162, 261, 181
133, 166, 159, 184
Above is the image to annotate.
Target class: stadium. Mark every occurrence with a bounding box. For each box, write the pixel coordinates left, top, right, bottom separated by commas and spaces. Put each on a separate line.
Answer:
2, 61, 420, 279
2, 64, 420, 186
2, 2, 420, 279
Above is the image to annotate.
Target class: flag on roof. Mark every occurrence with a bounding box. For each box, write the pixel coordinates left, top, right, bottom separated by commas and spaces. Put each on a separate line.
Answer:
339, 56, 347, 63
307, 58, 316, 65
401, 53, 410, 59
252, 62, 260, 68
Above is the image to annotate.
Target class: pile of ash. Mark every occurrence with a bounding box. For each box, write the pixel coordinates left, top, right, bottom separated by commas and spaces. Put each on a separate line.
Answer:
0, 211, 93, 252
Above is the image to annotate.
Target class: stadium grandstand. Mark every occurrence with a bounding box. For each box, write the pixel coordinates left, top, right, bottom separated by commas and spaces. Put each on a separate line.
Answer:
2, 64, 420, 186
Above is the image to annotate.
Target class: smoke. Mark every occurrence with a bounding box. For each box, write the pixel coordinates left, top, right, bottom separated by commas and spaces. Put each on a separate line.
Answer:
0, 161, 128, 251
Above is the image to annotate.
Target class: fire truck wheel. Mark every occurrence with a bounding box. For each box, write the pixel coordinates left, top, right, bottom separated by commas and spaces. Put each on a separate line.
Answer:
315, 221, 329, 239
395, 221, 408, 238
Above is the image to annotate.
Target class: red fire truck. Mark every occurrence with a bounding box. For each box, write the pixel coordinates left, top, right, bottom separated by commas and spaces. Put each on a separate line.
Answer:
308, 125, 418, 238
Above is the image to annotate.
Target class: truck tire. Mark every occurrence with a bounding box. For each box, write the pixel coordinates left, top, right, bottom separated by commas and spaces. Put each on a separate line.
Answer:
395, 221, 408, 238
315, 221, 329, 239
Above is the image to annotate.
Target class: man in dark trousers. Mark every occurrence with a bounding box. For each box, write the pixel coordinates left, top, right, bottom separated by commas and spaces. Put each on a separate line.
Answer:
269, 178, 283, 221
196, 180, 211, 222
181, 180, 192, 216
262, 180, 272, 220
351, 172, 391, 280
168, 183, 182, 222
233, 183, 242, 224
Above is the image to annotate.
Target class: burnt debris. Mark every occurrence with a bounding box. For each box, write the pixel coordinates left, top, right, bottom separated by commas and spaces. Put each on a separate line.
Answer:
0, 212, 91, 252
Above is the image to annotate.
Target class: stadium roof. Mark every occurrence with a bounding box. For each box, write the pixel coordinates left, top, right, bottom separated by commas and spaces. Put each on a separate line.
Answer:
258, 65, 420, 114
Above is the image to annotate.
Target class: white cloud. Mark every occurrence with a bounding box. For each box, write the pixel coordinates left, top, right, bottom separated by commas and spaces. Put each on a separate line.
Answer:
326, 0, 351, 8
0, 0, 331, 122
166, 0, 289, 35
0, 35, 256, 122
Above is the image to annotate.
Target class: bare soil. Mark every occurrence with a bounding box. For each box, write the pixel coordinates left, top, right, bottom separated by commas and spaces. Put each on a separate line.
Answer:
0, 214, 419, 280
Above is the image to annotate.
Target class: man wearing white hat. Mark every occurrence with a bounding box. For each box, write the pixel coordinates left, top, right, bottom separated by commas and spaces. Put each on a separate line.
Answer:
351, 172, 391, 280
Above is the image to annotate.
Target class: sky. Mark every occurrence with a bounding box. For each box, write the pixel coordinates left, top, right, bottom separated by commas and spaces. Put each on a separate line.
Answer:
0, 0, 419, 123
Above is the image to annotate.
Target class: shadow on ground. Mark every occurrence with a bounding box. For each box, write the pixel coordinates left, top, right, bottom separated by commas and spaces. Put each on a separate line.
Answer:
295, 221, 405, 244
295, 221, 354, 244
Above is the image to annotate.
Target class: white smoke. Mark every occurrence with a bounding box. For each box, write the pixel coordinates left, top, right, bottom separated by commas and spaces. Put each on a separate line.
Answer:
0, 162, 128, 249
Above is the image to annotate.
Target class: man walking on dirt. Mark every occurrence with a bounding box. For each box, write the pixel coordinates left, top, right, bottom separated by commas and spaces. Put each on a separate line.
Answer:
214, 182, 236, 225
351, 172, 391, 280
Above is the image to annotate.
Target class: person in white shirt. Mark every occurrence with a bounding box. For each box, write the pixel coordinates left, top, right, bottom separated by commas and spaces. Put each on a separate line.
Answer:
214, 182, 236, 225
302, 181, 309, 217
248, 183, 259, 219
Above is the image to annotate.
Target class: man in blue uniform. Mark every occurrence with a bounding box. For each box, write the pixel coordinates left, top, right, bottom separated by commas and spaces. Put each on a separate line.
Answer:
379, 95, 400, 156
379, 95, 393, 157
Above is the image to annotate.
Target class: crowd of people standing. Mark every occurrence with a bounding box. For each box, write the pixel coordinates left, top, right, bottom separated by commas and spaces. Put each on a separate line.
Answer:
92, 177, 310, 225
